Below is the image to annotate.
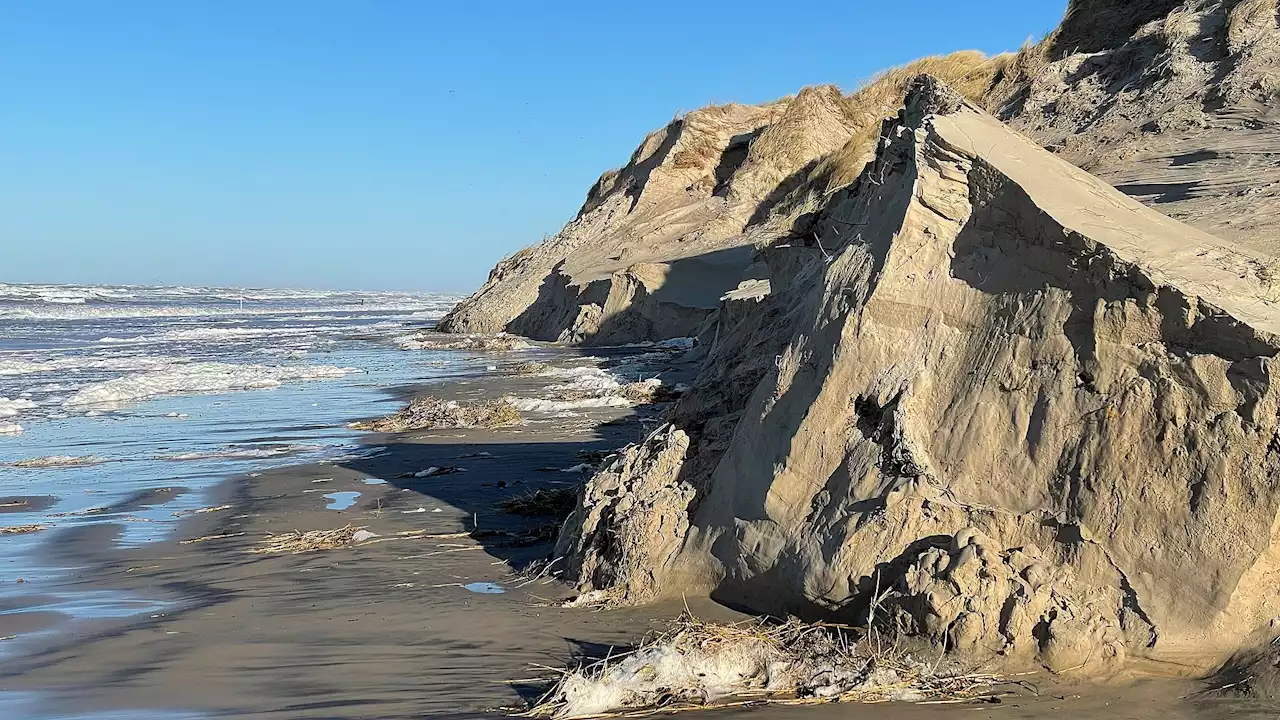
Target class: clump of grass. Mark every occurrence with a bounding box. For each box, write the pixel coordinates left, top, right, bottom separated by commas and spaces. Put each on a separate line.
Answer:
499, 487, 579, 518
619, 380, 681, 404
353, 396, 524, 432
0, 524, 49, 535
252, 524, 370, 554
809, 51, 1001, 193
518, 614, 1009, 718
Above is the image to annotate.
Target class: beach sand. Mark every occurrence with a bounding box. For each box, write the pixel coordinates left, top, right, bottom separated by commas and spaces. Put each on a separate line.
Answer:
0, 356, 1269, 719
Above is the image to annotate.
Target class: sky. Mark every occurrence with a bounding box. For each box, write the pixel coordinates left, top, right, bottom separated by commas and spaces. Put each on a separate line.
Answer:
0, 1, 1069, 293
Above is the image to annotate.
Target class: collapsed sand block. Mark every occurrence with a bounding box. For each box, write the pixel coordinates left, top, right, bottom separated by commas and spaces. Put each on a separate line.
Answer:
559, 76, 1280, 673
352, 396, 523, 432
555, 425, 695, 605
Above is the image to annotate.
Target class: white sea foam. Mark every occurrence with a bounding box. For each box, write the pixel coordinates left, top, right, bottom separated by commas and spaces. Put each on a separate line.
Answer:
0, 397, 39, 417
155, 444, 325, 461
63, 362, 361, 409
506, 396, 631, 413
541, 366, 627, 395
0, 356, 182, 377
6, 455, 107, 468
0, 423, 22, 435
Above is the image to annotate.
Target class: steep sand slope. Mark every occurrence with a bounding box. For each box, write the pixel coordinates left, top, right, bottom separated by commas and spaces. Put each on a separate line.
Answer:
989, 0, 1280, 252
437, 56, 1000, 343
443, 1, 1280, 342
558, 77, 1280, 675
444, 0, 1280, 681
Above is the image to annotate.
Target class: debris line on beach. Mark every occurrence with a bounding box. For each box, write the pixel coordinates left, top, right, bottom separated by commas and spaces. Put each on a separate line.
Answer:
1, 524, 49, 535
517, 614, 1011, 718
499, 487, 579, 518
252, 524, 373, 554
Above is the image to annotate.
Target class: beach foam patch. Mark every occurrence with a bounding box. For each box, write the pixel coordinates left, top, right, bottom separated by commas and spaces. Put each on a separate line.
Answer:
0, 397, 38, 417
62, 362, 360, 410
507, 396, 631, 413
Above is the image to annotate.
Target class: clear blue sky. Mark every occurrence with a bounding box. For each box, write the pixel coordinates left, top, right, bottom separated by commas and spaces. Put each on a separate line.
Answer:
0, 1, 1067, 293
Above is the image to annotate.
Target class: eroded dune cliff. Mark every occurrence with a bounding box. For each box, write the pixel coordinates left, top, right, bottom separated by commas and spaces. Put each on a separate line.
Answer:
456, 0, 1280, 677
561, 76, 1280, 674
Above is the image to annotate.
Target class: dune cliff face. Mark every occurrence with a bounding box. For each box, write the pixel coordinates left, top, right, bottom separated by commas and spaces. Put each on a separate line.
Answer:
443, 0, 1280, 344
461, 0, 1280, 674
560, 76, 1280, 673
988, 0, 1280, 252
436, 55, 999, 343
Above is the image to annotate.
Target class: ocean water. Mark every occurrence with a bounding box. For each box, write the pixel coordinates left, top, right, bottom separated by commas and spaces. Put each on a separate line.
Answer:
0, 282, 470, 600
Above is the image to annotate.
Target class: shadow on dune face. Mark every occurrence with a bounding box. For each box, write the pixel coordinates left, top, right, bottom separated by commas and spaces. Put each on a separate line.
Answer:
336, 434, 640, 573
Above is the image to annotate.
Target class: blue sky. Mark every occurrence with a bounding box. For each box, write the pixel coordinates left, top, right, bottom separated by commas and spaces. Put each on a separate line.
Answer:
0, 1, 1068, 292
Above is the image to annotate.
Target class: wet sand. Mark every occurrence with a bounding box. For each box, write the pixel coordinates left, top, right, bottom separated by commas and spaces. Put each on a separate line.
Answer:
0, 357, 1273, 719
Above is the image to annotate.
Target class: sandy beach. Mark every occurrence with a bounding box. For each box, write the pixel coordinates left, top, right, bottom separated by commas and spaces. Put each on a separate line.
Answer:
0, 347, 720, 718
0, 345, 1269, 719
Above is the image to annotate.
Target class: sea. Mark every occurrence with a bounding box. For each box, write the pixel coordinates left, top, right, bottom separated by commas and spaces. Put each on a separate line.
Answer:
0, 283, 471, 630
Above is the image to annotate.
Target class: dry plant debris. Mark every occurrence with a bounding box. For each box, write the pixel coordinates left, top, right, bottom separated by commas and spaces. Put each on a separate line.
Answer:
499, 487, 579, 518
352, 396, 523, 432
510, 361, 552, 375
0, 524, 49, 535
179, 532, 246, 545
251, 524, 374, 554
517, 614, 1010, 719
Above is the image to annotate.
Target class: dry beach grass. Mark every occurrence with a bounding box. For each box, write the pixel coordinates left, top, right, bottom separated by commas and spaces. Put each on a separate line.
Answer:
517, 614, 1013, 719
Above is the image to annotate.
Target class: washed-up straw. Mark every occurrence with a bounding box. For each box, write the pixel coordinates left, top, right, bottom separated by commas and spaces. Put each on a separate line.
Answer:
516, 614, 1015, 719
251, 524, 369, 554
499, 487, 579, 517
0, 524, 49, 535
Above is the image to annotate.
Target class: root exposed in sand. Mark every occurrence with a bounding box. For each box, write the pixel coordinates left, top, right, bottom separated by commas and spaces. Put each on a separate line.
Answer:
518, 615, 1009, 719
352, 396, 523, 432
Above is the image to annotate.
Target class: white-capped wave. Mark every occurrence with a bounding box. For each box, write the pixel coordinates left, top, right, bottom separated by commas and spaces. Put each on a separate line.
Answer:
0, 423, 22, 435
5, 455, 107, 468
63, 362, 361, 410
154, 443, 325, 461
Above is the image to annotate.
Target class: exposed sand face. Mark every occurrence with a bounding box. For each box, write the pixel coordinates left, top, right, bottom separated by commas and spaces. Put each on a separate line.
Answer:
553, 78, 1280, 680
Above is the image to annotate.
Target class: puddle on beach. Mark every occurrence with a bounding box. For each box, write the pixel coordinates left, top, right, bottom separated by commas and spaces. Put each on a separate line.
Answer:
322, 491, 360, 510
462, 582, 505, 594
360, 477, 386, 485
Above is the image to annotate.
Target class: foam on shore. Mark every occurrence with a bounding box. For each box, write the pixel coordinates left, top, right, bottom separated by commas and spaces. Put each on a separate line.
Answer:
62, 362, 361, 410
